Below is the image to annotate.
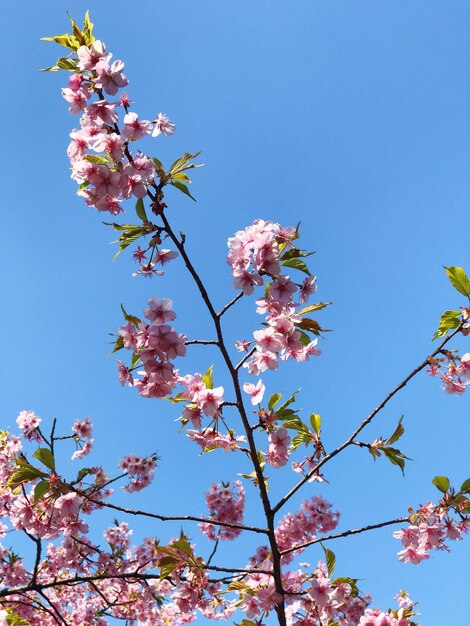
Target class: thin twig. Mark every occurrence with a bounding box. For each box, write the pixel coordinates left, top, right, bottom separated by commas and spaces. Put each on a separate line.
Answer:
217, 291, 244, 317
280, 516, 409, 555
273, 324, 463, 514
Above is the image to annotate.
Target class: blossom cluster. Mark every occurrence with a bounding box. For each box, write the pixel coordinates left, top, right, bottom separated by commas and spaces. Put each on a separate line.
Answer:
427, 351, 470, 395
393, 501, 469, 564
199, 481, 245, 541
119, 453, 157, 492
229, 220, 322, 376
116, 298, 187, 398
62, 39, 175, 217
16, 409, 42, 442
71, 416, 93, 460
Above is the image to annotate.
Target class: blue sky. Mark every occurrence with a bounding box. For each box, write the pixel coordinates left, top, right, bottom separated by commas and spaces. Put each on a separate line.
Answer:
1, 1, 469, 624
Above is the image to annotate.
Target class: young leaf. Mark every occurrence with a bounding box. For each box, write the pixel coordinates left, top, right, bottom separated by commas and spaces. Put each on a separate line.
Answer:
33, 480, 50, 503
202, 365, 214, 389
280, 247, 315, 261
460, 478, 470, 494
120, 304, 141, 328
444, 266, 470, 297
170, 180, 196, 202
33, 448, 56, 472
433, 310, 461, 340
382, 447, 409, 475
135, 198, 148, 221
41, 34, 80, 50
268, 393, 282, 411
277, 389, 300, 412
309, 413, 321, 434
432, 475, 450, 493
386, 416, 404, 446
281, 258, 311, 275
7, 466, 46, 488
83, 10, 95, 45
321, 544, 336, 576
297, 301, 332, 316
169, 151, 202, 176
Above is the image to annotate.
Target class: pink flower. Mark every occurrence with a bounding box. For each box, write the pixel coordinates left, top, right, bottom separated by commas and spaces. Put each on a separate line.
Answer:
152, 113, 176, 136
77, 40, 110, 71
122, 112, 153, 141
243, 380, 265, 405
92, 132, 125, 161
299, 276, 317, 303
16, 410, 42, 441
71, 440, 93, 460
154, 249, 178, 265
72, 417, 93, 440
84, 99, 119, 126
270, 275, 297, 304
266, 428, 291, 468
62, 86, 90, 114
199, 481, 245, 541
143, 298, 176, 326
94, 59, 128, 95
195, 386, 225, 416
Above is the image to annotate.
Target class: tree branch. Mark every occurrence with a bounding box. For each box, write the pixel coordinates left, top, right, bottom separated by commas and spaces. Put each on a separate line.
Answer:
273, 324, 463, 514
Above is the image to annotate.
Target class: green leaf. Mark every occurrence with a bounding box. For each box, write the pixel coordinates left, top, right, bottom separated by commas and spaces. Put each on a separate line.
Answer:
280, 247, 315, 261
444, 266, 470, 297
321, 544, 336, 576
282, 416, 309, 433
268, 393, 282, 411
296, 318, 322, 334
110, 335, 124, 354
332, 577, 359, 597
68, 13, 85, 45
169, 151, 202, 176
135, 198, 148, 222
281, 258, 310, 275
386, 416, 404, 446
151, 157, 164, 171
432, 475, 450, 493
34, 480, 50, 503
170, 180, 196, 201
76, 467, 93, 482
433, 309, 461, 340
309, 413, 321, 434
297, 330, 312, 346
83, 10, 95, 45
172, 536, 193, 556
291, 431, 311, 450
85, 154, 111, 165
33, 448, 55, 472
120, 304, 141, 328
7, 466, 45, 488
41, 34, 80, 50
277, 389, 300, 412
158, 556, 178, 580
202, 365, 213, 389
6, 613, 29, 625
382, 446, 409, 475
297, 301, 332, 316
56, 57, 78, 71
460, 478, 470, 493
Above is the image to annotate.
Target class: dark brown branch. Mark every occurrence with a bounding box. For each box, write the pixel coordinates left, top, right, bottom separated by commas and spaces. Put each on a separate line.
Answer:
159, 212, 287, 626
73, 489, 268, 534
217, 291, 244, 317
280, 516, 409, 555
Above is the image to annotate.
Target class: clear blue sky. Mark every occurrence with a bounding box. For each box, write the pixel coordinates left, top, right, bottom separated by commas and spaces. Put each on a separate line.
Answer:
1, 1, 469, 624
